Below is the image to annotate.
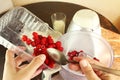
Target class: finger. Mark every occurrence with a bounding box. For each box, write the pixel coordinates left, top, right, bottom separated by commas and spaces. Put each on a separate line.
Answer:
13, 47, 33, 61
20, 53, 33, 61
13, 46, 26, 53
31, 64, 46, 78
74, 56, 104, 67
19, 64, 28, 68
99, 72, 112, 80
79, 59, 101, 80
16, 64, 28, 72
95, 70, 103, 77
73, 56, 83, 62
31, 68, 42, 78
68, 63, 80, 71
15, 56, 27, 67
87, 58, 105, 67
18, 46, 26, 51
20, 54, 46, 77
5, 50, 16, 72
5, 50, 15, 66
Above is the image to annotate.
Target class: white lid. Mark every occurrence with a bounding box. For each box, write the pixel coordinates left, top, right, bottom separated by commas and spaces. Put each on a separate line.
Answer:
73, 9, 100, 29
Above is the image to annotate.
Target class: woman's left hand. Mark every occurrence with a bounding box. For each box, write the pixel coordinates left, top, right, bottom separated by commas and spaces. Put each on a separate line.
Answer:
2, 50, 46, 80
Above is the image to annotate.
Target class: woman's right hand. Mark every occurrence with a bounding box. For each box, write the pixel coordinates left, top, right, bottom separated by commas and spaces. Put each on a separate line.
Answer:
69, 57, 120, 80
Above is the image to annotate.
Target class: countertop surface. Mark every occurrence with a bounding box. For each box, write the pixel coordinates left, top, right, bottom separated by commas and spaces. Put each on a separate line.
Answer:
0, 2, 120, 80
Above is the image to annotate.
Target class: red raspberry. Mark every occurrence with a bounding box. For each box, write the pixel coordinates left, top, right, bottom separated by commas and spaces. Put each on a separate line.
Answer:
47, 35, 54, 44
36, 44, 41, 49
26, 38, 32, 45
41, 37, 47, 45
68, 50, 78, 57
34, 39, 40, 46
32, 32, 38, 37
68, 50, 80, 60
45, 58, 49, 64
33, 48, 38, 56
40, 45, 46, 49
31, 41, 36, 47
22, 35, 28, 41
48, 43, 55, 48
55, 41, 61, 48
48, 60, 54, 68
57, 47, 63, 51
55, 41, 61, 46
93, 57, 100, 62
79, 50, 83, 53
41, 49, 47, 54
32, 32, 39, 41
21, 32, 63, 68
47, 35, 52, 39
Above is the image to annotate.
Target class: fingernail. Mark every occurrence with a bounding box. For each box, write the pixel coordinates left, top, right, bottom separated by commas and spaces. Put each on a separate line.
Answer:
80, 60, 88, 67
39, 54, 46, 60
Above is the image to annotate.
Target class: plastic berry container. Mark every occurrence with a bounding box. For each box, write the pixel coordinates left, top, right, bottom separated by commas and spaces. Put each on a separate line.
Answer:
0, 7, 62, 68
0, 7, 61, 53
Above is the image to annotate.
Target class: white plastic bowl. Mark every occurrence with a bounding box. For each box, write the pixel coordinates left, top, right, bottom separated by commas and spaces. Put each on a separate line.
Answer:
58, 31, 114, 80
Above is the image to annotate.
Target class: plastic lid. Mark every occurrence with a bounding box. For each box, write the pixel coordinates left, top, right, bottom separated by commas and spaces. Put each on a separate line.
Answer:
73, 9, 100, 29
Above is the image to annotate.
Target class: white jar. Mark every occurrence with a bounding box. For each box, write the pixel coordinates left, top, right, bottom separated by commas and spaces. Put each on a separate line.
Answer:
67, 9, 101, 35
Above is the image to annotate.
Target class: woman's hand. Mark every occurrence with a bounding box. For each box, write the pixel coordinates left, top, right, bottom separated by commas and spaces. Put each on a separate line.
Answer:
2, 50, 46, 80
69, 56, 119, 80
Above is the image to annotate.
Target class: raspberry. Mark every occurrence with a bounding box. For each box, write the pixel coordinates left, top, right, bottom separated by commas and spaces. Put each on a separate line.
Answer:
68, 50, 78, 57
55, 41, 61, 47
31, 42, 36, 47
67, 50, 100, 63
93, 57, 100, 62
47, 35, 54, 44
26, 38, 32, 45
22, 35, 28, 41
32, 32, 38, 37
36, 44, 41, 49
21, 32, 64, 68
41, 37, 47, 45
57, 47, 63, 51
40, 45, 46, 50
48, 43, 55, 48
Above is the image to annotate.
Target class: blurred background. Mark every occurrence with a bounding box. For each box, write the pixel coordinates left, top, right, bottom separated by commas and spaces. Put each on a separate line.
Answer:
0, 0, 120, 31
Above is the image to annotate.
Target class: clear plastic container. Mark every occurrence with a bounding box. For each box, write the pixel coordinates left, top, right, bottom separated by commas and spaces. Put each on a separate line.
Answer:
0, 7, 61, 54
58, 31, 114, 80
67, 9, 101, 35
0, 7, 63, 80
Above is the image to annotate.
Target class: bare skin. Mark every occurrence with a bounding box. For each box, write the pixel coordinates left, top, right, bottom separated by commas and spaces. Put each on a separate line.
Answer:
68, 56, 120, 80
2, 50, 46, 80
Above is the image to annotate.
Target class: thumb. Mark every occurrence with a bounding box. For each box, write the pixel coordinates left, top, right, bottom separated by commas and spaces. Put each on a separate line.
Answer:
79, 59, 100, 80
21, 54, 46, 77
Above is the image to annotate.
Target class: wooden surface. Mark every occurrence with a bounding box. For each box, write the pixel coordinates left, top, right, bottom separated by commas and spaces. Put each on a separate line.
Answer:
0, 2, 120, 80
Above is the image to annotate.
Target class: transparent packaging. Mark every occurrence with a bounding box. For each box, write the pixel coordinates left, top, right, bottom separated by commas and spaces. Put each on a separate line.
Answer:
0, 7, 61, 56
